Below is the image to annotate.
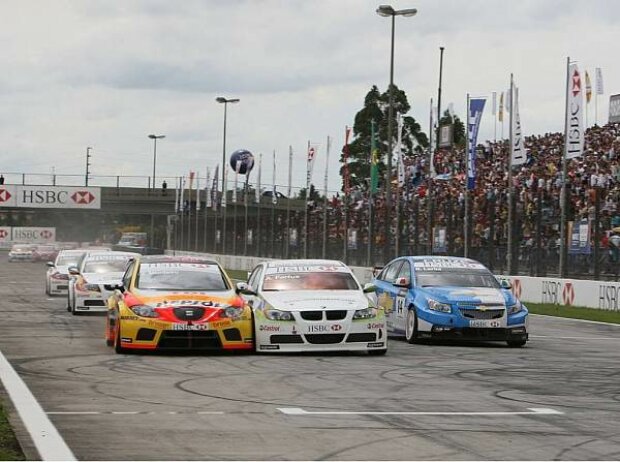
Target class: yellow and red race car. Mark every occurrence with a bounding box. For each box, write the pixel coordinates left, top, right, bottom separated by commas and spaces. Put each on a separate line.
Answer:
105, 255, 253, 353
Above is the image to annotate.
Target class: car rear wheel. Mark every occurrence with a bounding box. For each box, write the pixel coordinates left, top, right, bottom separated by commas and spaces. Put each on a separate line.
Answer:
405, 308, 419, 344
113, 321, 125, 354
45, 280, 50, 296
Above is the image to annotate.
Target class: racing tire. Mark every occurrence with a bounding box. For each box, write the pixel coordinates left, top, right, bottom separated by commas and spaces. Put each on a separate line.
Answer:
45, 281, 50, 296
507, 338, 527, 348
113, 321, 126, 354
405, 308, 420, 344
368, 349, 387, 356
70, 295, 79, 316
66, 291, 72, 312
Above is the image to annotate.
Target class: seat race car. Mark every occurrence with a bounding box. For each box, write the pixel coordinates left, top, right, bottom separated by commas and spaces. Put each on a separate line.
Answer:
372, 256, 528, 347
66, 250, 138, 315
45, 249, 89, 295
105, 255, 253, 353
239, 259, 387, 354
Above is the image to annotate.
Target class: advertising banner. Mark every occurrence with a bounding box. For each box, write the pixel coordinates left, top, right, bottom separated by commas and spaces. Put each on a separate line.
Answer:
0, 227, 11, 242
568, 219, 591, 255
609, 94, 620, 124
12, 227, 56, 243
467, 97, 486, 189
433, 227, 447, 253
566, 63, 584, 159
347, 228, 358, 250
0, 185, 101, 209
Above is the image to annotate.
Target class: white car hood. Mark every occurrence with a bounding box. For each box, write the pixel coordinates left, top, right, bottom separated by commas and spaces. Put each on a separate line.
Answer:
261, 290, 368, 311
83, 272, 124, 285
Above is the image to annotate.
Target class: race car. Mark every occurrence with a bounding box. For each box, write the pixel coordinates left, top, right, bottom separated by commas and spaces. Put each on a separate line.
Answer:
372, 256, 528, 347
66, 250, 138, 315
32, 244, 59, 262
45, 249, 89, 295
8, 244, 36, 262
105, 255, 253, 353
239, 259, 387, 354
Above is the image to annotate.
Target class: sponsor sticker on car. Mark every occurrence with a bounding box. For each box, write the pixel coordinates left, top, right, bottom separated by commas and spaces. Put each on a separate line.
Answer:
469, 319, 502, 328
171, 323, 210, 331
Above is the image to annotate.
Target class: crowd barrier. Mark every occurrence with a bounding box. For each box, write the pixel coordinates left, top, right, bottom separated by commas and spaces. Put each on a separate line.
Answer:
167, 250, 620, 311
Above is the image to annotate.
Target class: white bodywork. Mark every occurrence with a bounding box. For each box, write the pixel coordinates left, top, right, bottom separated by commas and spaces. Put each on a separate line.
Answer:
46, 249, 87, 295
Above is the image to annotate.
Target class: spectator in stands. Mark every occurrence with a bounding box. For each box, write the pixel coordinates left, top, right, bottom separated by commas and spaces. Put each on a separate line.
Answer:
162, 180, 167, 196
0, 174, 4, 185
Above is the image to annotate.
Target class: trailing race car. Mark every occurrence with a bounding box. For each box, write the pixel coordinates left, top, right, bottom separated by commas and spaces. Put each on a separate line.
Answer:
239, 259, 387, 354
372, 256, 528, 347
105, 255, 253, 353
66, 250, 138, 315
8, 244, 36, 262
45, 249, 89, 295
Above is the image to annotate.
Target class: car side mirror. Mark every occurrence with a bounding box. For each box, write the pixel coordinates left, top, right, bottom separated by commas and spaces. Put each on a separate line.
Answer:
363, 283, 376, 293
68, 266, 80, 275
499, 279, 512, 290
246, 271, 252, 281
236, 282, 256, 296
46, 262, 54, 268
393, 277, 410, 288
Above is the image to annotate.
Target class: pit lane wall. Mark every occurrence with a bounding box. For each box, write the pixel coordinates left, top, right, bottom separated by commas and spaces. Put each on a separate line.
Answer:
167, 251, 620, 311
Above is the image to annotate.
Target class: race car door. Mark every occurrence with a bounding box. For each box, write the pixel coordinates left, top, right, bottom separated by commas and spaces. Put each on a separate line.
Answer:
374, 260, 403, 332
392, 260, 412, 332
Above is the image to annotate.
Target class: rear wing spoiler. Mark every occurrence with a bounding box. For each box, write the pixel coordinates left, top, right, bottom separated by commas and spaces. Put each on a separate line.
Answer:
371, 266, 384, 278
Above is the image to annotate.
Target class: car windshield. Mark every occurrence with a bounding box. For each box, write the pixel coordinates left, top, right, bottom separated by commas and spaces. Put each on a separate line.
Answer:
136, 262, 229, 291
416, 271, 500, 289
262, 272, 359, 291
83, 259, 129, 273
57, 254, 84, 266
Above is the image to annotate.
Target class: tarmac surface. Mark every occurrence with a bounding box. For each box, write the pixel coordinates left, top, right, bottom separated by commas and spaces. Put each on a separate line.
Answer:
1, 256, 620, 460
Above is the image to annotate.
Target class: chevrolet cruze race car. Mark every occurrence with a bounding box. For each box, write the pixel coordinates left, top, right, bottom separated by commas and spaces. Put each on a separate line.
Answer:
105, 255, 253, 353
372, 256, 528, 347
240, 259, 387, 354
45, 249, 89, 295
67, 250, 138, 315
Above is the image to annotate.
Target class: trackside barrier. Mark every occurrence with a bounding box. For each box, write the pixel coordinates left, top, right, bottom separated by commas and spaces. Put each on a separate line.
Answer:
166, 251, 620, 311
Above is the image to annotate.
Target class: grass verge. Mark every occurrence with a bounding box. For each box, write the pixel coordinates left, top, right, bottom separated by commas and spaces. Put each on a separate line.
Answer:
226, 269, 248, 282
0, 404, 24, 461
527, 302, 620, 325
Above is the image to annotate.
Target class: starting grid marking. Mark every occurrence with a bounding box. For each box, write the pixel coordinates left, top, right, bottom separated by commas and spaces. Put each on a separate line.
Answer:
48, 407, 563, 417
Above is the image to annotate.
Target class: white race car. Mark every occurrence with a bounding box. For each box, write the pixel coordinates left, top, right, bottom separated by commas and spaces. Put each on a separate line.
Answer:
239, 259, 387, 354
46, 249, 89, 295
8, 244, 36, 262
67, 250, 138, 315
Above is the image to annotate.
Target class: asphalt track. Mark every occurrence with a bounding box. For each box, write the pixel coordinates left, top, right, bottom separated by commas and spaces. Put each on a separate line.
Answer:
1, 256, 620, 461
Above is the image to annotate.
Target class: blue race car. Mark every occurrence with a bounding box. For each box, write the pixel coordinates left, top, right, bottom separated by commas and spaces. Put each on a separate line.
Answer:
372, 256, 528, 347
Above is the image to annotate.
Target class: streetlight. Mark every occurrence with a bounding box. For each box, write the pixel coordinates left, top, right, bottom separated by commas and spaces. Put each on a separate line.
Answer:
148, 134, 166, 190
376, 4, 417, 262
216, 96, 240, 255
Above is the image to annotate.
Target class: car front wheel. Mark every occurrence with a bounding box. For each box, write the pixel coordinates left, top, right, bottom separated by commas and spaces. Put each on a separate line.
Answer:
405, 308, 419, 344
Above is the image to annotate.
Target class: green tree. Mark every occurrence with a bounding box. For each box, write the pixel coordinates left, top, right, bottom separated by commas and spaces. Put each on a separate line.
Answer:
438, 109, 465, 148
340, 84, 429, 191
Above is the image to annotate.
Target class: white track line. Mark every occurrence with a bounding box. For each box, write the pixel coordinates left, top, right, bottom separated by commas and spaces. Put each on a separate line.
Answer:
531, 313, 620, 327
278, 407, 563, 416
0, 350, 75, 461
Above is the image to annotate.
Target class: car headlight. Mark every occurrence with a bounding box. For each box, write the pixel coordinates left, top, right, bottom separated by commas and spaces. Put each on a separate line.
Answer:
221, 305, 244, 320
508, 300, 523, 314
76, 282, 101, 292
130, 305, 159, 318
428, 299, 452, 313
353, 307, 378, 319
264, 308, 294, 321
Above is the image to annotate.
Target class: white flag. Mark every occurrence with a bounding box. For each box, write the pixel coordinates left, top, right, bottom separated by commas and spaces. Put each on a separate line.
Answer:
255, 153, 262, 203
596, 67, 604, 95
174, 176, 180, 212
179, 176, 186, 213
566, 63, 584, 159
505, 88, 512, 113
396, 113, 405, 187
195, 172, 200, 211
221, 167, 227, 208
233, 160, 241, 203
287, 146, 293, 198
272, 150, 277, 205
306, 142, 319, 189
511, 86, 526, 166
206, 168, 212, 208
492, 91, 497, 116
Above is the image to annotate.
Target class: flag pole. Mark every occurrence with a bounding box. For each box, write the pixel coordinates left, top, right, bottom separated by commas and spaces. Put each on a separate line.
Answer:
559, 56, 571, 278
286, 147, 292, 258
195, 172, 199, 251
243, 168, 250, 256
256, 154, 262, 257
271, 149, 277, 257
304, 141, 310, 258
493, 91, 497, 142
507, 75, 514, 274
367, 120, 376, 266
323, 136, 330, 259
464, 93, 470, 258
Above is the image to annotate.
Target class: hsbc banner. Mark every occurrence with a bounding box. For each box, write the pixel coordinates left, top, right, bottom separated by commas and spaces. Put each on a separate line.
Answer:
0, 185, 101, 209
0, 227, 11, 242
12, 227, 56, 243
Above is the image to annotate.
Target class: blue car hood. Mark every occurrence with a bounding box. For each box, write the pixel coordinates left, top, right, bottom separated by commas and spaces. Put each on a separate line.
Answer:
418, 286, 514, 306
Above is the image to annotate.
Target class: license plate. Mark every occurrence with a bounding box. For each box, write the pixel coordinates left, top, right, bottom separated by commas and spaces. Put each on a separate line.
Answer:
171, 323, 210, 331
469, 319, 501, 328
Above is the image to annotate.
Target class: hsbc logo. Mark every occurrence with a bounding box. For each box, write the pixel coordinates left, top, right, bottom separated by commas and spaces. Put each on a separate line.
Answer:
0, 189, 11, 203
571, 69, 581, 97
71, 191, 95, 205
0, 229, 8, 239
40, 230, 53, 239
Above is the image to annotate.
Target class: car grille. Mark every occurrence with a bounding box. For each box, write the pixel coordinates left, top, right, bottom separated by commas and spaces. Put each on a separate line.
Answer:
300, 311, 322, 321
325, 310, 347, 320
270, 335, 304, 344
157, 330, 221, 349
300, 310, 348, 321
223, 328, 242, 341
459, 307, 504, 320
346, 333, 376, 343
136, 328, 157, 341
305, 334, 345, 344
173, 307, 205, 321
84, 300, 105, 306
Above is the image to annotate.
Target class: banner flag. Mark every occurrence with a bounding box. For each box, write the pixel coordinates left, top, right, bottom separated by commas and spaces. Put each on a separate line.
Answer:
585, 70, 592, 104
221, 166, 227, 208
287, 146, 293, 199
179, 176, 186, 213
370, 120, 379, 194
232, 160, 241, 203
175, 177, 180, 212
511, 87, 526, 166
397, 113, 405, 187
596, 67, 604, 95
196, 172, 200, 211
306, 142, 319, 189
492, 91, 497, 116
255, 153, 262, 203
205, 168, 212, 209
566, 63, 584, 159
498, 92, 504, 122
505, 88, 511, 113
272, 150, 277, 205
430, 100, 437, 178
343, 129, 351, 195
325, 135, 332, 200
211, 165, 219, 210
467, 97, 486, 190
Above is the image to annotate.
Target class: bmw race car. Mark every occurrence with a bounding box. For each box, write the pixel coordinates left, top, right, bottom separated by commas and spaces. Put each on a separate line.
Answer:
372, 256, 528, 347
8, 244, 36, 262
45, 249, 89, 295
105, 255, 253, 353
239, 259, 387, 354
67, 250, 138, 315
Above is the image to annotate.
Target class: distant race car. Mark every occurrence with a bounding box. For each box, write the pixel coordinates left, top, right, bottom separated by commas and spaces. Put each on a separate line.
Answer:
46, 249, 89, 296
8, 244, 36, 262
66, 250, 138, 315
105, 255, 253, 353
32, 244, 58, 262
239, 259, 387, 354
372, 256, 528, 347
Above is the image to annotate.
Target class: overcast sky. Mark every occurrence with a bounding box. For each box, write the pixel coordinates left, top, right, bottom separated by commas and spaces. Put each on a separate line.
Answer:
0, 0, 617, 193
